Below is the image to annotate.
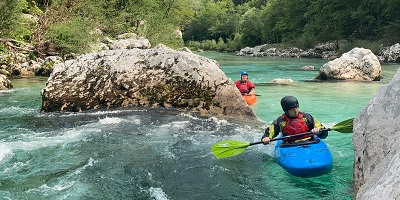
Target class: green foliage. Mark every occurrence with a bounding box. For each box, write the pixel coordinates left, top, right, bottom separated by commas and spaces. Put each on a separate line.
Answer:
240, 7, 264, 46
383, 21, 400, 44
216, 38, 227, 52
47, 17, 97, 54
4, 0, 400, 56
36, 60, 54, 76
0, 0, 33, 41
337, 40, 382, 56
183, 0, 239, 42
186, 39, 220, 51
294, 33, 318, 50
0, 44, 7, 54
25, 0, 44, 15
303, 0, 357, 42
145, 21, 184, 49
185, 0, 400, 50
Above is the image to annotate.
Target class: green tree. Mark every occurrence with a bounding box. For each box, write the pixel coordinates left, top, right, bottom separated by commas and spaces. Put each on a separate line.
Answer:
350, 0, 385, 40
303, 0, 357, 42
381, 0, 400, 43
0, 0, 31, 41
183, 0, 239, 42
260, 0, 285, 43
240, 7, 264, 46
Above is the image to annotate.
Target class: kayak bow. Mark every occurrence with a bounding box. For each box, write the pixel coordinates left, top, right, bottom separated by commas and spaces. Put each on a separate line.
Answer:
243, 94, 257, 105
274, 136, 333, 177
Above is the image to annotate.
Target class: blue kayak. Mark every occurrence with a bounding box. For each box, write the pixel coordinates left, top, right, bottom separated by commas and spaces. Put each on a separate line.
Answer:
274, 136, 333, 178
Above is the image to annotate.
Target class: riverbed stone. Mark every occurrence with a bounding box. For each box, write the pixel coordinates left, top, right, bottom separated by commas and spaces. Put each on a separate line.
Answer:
40, 47, 261, 123
316, 47, 381, 81
0, 74, 13, 90
380, 43, 400, 63
353, 67, 400, 199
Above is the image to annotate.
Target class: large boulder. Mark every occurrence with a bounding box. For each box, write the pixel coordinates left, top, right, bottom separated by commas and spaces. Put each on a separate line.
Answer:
316, 48, 381, 81
0, 74, 13, 90
353, 67, 400, 199
41, 46, 260, 122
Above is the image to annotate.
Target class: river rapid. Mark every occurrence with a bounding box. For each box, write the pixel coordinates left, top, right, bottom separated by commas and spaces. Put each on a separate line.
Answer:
0, 52, 399, 199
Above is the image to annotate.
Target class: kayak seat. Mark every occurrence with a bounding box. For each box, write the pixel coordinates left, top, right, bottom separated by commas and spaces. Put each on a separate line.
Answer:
280, 138, 320, 148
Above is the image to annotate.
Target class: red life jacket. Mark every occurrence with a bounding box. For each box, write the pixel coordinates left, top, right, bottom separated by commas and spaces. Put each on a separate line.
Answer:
235, 81, 251, 94
282, 113, 310, 141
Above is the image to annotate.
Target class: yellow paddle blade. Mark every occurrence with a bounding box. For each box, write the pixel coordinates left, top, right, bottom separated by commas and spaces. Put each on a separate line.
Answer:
211, 140, 251, 158
331, 118, 354, 133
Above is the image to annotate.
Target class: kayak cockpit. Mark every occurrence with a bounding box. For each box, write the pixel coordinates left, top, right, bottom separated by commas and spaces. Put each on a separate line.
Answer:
275, 137, 333, 178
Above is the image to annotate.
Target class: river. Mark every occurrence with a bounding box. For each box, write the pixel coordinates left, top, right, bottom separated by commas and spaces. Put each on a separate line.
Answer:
0, 52, 399, 199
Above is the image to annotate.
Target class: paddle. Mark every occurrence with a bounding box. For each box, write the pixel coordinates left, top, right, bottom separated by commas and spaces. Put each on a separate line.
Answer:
211, 118, 354, 158
241, 93, 261, 96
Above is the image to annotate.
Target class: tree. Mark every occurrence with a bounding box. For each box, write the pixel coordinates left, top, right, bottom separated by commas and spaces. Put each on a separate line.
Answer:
0, 0, 30, 41
302, 0, 357, 42
240, 7, 264, 46
183, 0, 239, 42
259, 0, 285, 43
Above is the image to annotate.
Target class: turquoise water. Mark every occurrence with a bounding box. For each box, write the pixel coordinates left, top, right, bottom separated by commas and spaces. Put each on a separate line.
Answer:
0, 53, 399, 199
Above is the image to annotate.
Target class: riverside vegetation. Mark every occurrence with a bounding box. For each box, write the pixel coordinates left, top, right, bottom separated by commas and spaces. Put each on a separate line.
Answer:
1, 0, 400, 61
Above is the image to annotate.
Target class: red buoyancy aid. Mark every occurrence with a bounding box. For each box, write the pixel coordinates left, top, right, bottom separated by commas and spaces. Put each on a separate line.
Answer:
282, 113, 311, 141
235, 81, 251, 94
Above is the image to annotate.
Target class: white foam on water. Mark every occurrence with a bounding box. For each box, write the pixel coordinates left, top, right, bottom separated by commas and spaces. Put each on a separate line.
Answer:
0, 125, 102, 163
0, 143, 13, 163
0, 106, 37, 116
126, 115, 141, 124
26, 157, 96, 197
149, 187, 170, 200
98, 116, 126, 125
160, 120, 189, 129
59, 108, 148, 118
29, 181, 76, 193
0, 161, 26, 174
179, 112, 231, 126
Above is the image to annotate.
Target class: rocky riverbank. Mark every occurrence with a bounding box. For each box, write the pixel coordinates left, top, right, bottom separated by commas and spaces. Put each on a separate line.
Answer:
237, 42, 400, 63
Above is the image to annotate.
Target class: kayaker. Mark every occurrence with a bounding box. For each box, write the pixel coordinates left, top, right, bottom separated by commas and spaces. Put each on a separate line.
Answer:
261, 96, 328, 144
234, 71, 255, 95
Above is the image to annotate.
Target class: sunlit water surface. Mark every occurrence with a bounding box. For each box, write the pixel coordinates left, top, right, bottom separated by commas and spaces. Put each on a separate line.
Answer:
0, 53, 399, 199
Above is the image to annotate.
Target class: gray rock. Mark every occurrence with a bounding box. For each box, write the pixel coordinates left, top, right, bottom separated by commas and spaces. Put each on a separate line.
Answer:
41, 48, 260, 123
316, 48, 381, 81
0, 74, 12, 90
381, 43, 400, 63
353, 67, 400, 199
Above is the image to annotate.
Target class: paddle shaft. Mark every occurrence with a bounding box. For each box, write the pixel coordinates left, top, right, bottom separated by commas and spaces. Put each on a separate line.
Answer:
248, 128, 330, 146
241, 93, 261, 96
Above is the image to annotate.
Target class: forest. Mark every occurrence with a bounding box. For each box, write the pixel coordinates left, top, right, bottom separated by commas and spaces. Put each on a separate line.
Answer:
1, 0, 400, 57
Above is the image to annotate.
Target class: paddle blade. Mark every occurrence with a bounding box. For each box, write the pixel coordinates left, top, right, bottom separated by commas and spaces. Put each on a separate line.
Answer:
331, 118, 354, 133
211, 140, 250, 158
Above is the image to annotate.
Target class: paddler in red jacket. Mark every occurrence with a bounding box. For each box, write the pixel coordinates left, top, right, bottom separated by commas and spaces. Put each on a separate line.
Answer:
234, 71, 255, 95
261, 96, 328, 144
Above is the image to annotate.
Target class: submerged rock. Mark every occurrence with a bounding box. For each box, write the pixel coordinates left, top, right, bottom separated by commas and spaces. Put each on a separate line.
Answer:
41, 47, 261, 123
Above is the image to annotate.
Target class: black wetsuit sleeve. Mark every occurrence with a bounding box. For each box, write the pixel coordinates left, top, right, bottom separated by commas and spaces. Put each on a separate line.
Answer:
261, 118, 281, 140
261, 128, 270, 140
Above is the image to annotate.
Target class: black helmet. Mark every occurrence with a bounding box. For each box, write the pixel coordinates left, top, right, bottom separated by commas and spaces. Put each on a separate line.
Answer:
281, 96, 299, 111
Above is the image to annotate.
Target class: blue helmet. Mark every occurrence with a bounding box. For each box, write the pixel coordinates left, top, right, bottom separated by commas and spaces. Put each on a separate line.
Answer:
240, 71, 248, 78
